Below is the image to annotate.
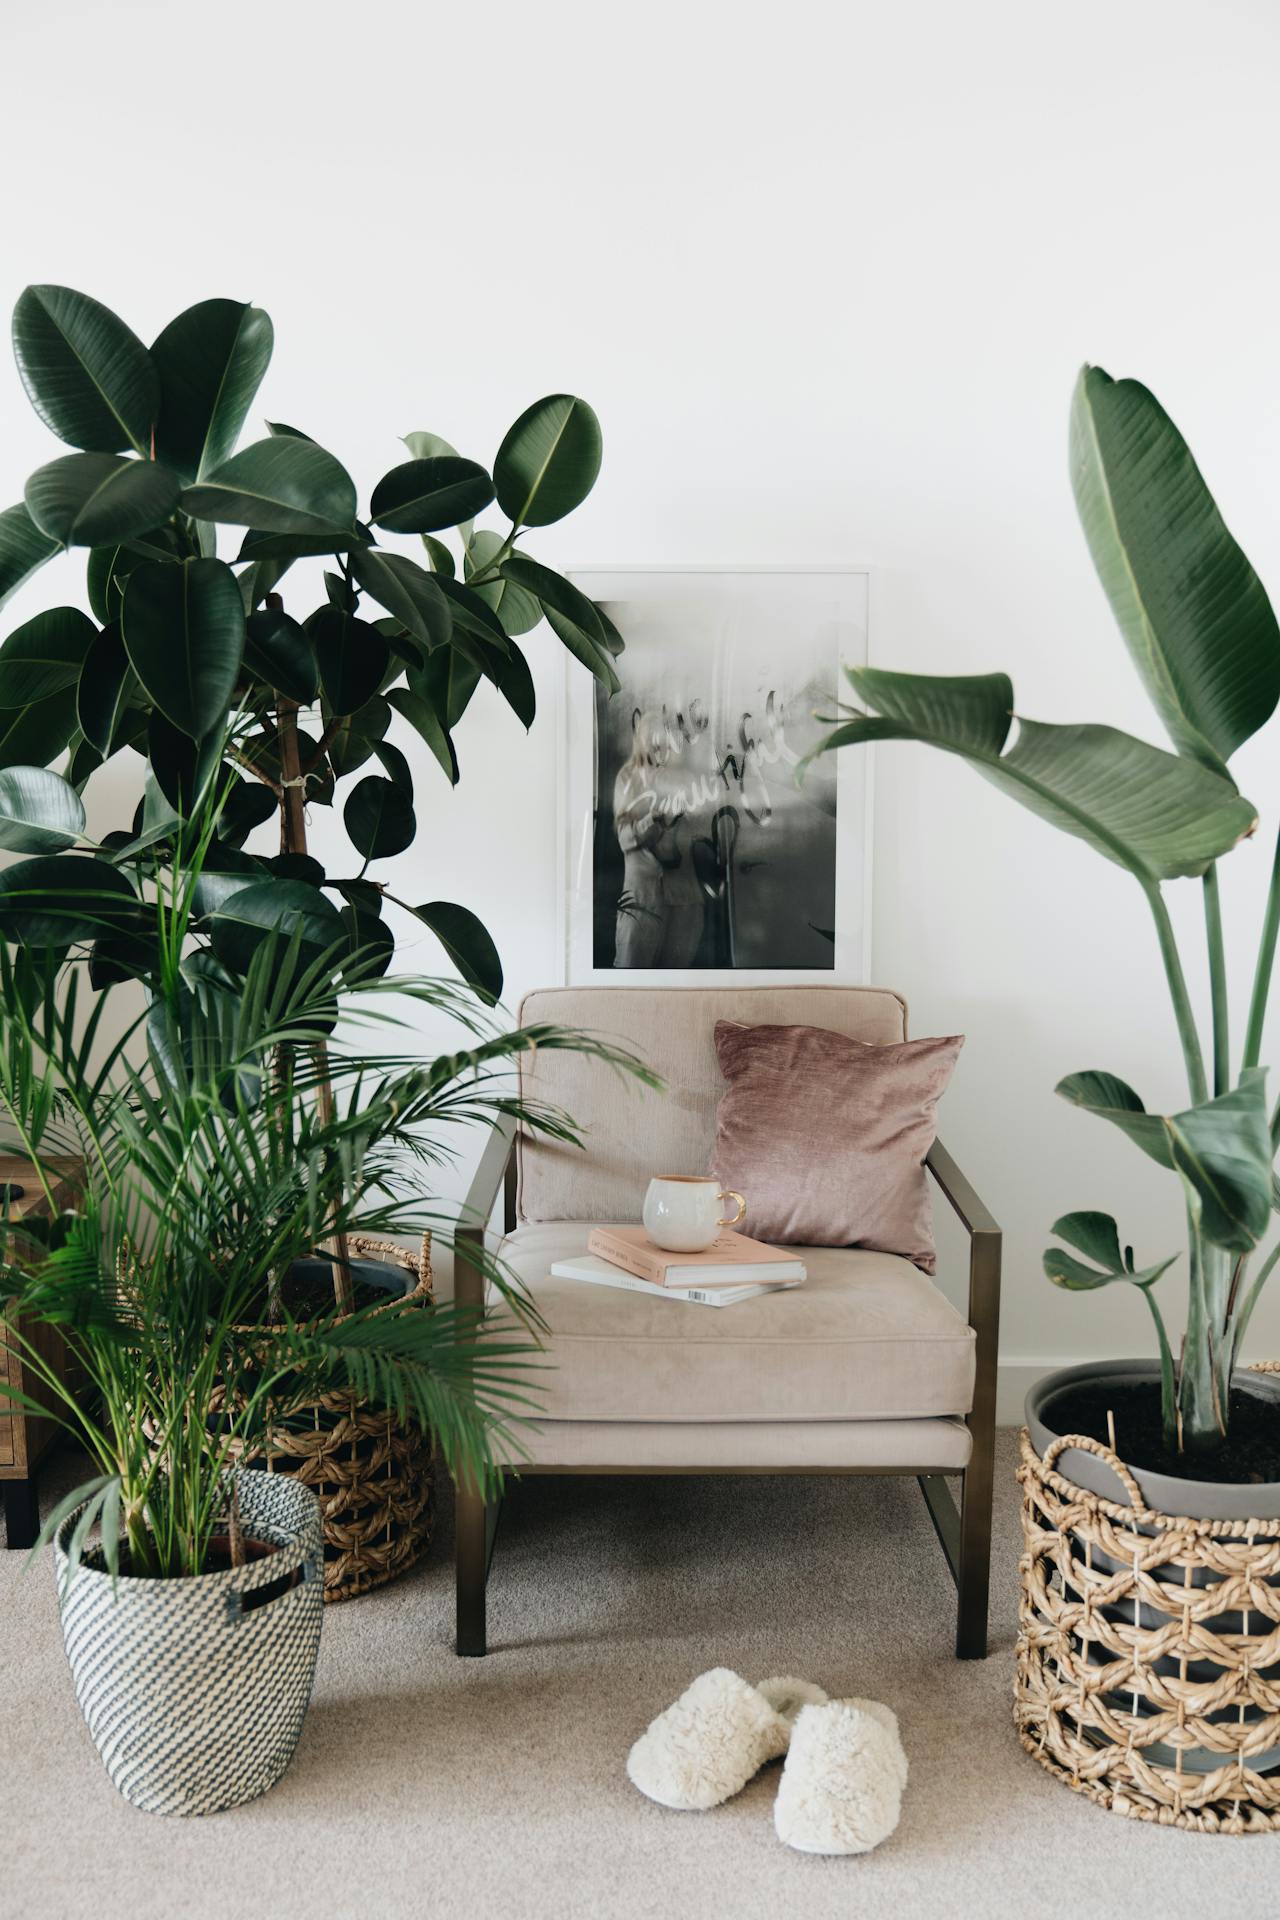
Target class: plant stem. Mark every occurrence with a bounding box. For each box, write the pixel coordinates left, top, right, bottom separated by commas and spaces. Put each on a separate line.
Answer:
1141, 1284, 1178, 1445
1143, 882, 1208, 1106
1202, 865, 1229, 1097
272, 645, 353, 1316
1243, 820, 1280, 1071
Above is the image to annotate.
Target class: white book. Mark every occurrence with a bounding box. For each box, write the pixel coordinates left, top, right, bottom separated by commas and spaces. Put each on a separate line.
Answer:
549, 1254, 805, 1307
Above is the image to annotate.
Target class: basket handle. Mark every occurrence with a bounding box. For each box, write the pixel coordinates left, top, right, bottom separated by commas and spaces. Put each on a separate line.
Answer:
1041, 1431, 1149, 1511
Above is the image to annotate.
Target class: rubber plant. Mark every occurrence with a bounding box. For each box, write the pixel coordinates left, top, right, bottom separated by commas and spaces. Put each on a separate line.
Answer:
818, 365, 1280, 1457
0, 284, 621, 1007
0, 285, 624, 1307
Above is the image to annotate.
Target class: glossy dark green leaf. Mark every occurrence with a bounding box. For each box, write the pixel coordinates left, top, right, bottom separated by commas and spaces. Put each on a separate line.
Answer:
1056, 1069, 1274, 1252
421, 535, 455, 577
217, 775, 278, 848
417, 647, 481, 730
25, 453, 180, 548
236, 555, 289, 615
326, 695, 390, 779
147, 710, 221, 815
243, 605, 318, 702
370, 457, 494, 535
504, 554, 619, 693
343, 774, 416, 858
66, 732, 102, 792
0, 688, 78, 770
12, 285, 158, 454
435, 574, 510, 651
410, 899, 502, 1000
0, 853, 137, 946
86, 544, 125, 623
828, 668, 1258, 883
483, 637, 535, 729
493, 394, 601, 527
0, 504, 58, 612
1072, 365, 1280, 771
268, 851, 325, 887
266, 421, 313, 441
186, 846, 264, 921
209, 877, 345, 975
385, 684, 457, 785
466, 532, 542, 637
401, 430, 458, 460
347, 546, 452, 648
0, 606, 96, 707
308, 604, 388, 715
150, 299, 274, 483
182, 437, 358, 536
235, 527, 368, 564
374, 738, 412, 794
340, 902, 394, 977
122, 556, 245, 738
76, 621, 135, 757
1043, 1209, 1177, 1292
0, 766, 85, 853
593, 601, 626, 657
89, 920, 160, 988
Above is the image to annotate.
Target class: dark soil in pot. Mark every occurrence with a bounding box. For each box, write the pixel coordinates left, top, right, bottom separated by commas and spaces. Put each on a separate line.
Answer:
87, 1533, 284, 1579
1043, 1375, 1280, 1485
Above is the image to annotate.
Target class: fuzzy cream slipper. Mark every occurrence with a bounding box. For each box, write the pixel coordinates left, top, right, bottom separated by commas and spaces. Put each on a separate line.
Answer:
773, 1698, 908, 1854
627, 1670, 828, 1810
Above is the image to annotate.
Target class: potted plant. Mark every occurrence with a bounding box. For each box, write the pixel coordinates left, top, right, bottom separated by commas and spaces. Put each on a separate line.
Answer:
817, 366, 1280, 1830
0, 847, 645, 1815
0, 283, 629, 1593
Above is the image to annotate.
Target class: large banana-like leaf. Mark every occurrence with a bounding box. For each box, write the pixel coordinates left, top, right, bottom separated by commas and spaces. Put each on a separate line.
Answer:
1043, 1210, 1177, 1291
827, 667, 1257, 881
1071, 366, 1280, 771
1056, 1068, 1273, 1252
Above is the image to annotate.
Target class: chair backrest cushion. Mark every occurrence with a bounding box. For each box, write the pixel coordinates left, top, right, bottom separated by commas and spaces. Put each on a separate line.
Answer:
516, 985, 908, 1223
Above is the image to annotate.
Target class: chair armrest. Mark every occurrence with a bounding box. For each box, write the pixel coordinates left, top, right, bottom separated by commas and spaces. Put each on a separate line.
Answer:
454, 1114, 518, 1314
926, 1138, 1001, 1239
927, 1137, 1001, 1428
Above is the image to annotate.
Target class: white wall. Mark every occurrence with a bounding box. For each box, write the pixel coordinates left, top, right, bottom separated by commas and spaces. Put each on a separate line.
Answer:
5, 0, 1280, 1411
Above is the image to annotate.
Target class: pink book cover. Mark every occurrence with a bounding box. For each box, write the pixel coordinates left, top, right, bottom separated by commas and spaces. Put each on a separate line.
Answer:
586, 1225, 801, 1287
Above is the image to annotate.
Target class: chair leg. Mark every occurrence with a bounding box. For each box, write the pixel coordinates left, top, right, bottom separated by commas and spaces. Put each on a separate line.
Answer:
955, 1420, 994, 1660
455, 1479, 489, 1657
3, 1476, 39, 1550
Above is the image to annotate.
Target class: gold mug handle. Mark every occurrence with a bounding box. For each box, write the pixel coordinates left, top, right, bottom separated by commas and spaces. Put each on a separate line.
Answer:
718, 1189, 746, 1228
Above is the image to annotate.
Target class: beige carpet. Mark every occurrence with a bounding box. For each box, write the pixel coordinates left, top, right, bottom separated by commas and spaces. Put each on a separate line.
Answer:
3, 1434, 1274, 1919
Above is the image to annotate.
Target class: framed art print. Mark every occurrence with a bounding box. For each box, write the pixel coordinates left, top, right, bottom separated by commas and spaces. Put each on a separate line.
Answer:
560, 567, 870, 986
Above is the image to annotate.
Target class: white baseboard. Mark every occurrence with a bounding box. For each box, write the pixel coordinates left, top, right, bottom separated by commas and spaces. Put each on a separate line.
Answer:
996, 1359, 1079, 1427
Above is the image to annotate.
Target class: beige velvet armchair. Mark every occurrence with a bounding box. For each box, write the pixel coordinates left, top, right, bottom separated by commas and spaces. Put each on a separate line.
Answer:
455, 986, 1001, 1659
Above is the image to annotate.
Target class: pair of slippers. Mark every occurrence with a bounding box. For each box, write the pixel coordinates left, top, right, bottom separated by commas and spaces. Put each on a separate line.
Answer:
627, 1670, 907, 1855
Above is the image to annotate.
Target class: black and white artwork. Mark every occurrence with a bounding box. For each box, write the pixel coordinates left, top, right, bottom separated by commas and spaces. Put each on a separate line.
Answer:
562, 570, 869, 984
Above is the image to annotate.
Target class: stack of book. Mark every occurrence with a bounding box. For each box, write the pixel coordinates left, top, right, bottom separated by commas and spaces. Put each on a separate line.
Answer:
550, 1226, 806, 1308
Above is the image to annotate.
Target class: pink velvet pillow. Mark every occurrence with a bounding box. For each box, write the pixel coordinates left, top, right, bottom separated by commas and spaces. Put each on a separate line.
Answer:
708, 1020, 964, 1271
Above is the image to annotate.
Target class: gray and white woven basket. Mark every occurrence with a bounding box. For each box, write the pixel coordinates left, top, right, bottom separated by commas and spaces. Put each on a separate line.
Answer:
55, 1469, 323, 1816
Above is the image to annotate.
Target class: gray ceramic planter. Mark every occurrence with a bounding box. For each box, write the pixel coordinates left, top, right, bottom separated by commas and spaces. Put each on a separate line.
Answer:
1026, 1359, 1280, 1521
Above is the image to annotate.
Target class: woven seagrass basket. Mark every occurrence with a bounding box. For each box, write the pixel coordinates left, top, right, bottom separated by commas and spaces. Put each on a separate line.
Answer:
1016, 1398, 1280, 1835
216, 1233, 435, 1605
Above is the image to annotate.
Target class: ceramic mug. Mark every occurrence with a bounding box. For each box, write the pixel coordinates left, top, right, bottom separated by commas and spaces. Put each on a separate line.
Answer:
642, 1175, 747, 1253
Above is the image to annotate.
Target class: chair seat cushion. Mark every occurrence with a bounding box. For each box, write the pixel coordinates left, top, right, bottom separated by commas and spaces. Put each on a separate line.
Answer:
489, 1224, 976, 1424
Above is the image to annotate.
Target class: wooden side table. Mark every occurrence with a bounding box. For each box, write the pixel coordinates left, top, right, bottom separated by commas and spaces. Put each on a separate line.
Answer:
1, 1155, 79, 1548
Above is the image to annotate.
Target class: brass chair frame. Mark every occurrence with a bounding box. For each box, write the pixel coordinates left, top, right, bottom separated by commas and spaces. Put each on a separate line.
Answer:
455, 1118, 1000, 1660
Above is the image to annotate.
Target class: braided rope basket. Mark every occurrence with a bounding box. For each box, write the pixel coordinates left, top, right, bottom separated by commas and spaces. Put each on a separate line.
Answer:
216, 1234, 435, 1605
1015, 1384, 1280, 1834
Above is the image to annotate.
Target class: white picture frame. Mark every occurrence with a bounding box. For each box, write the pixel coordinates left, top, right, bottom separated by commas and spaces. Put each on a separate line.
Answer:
559, 566, 871, 987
